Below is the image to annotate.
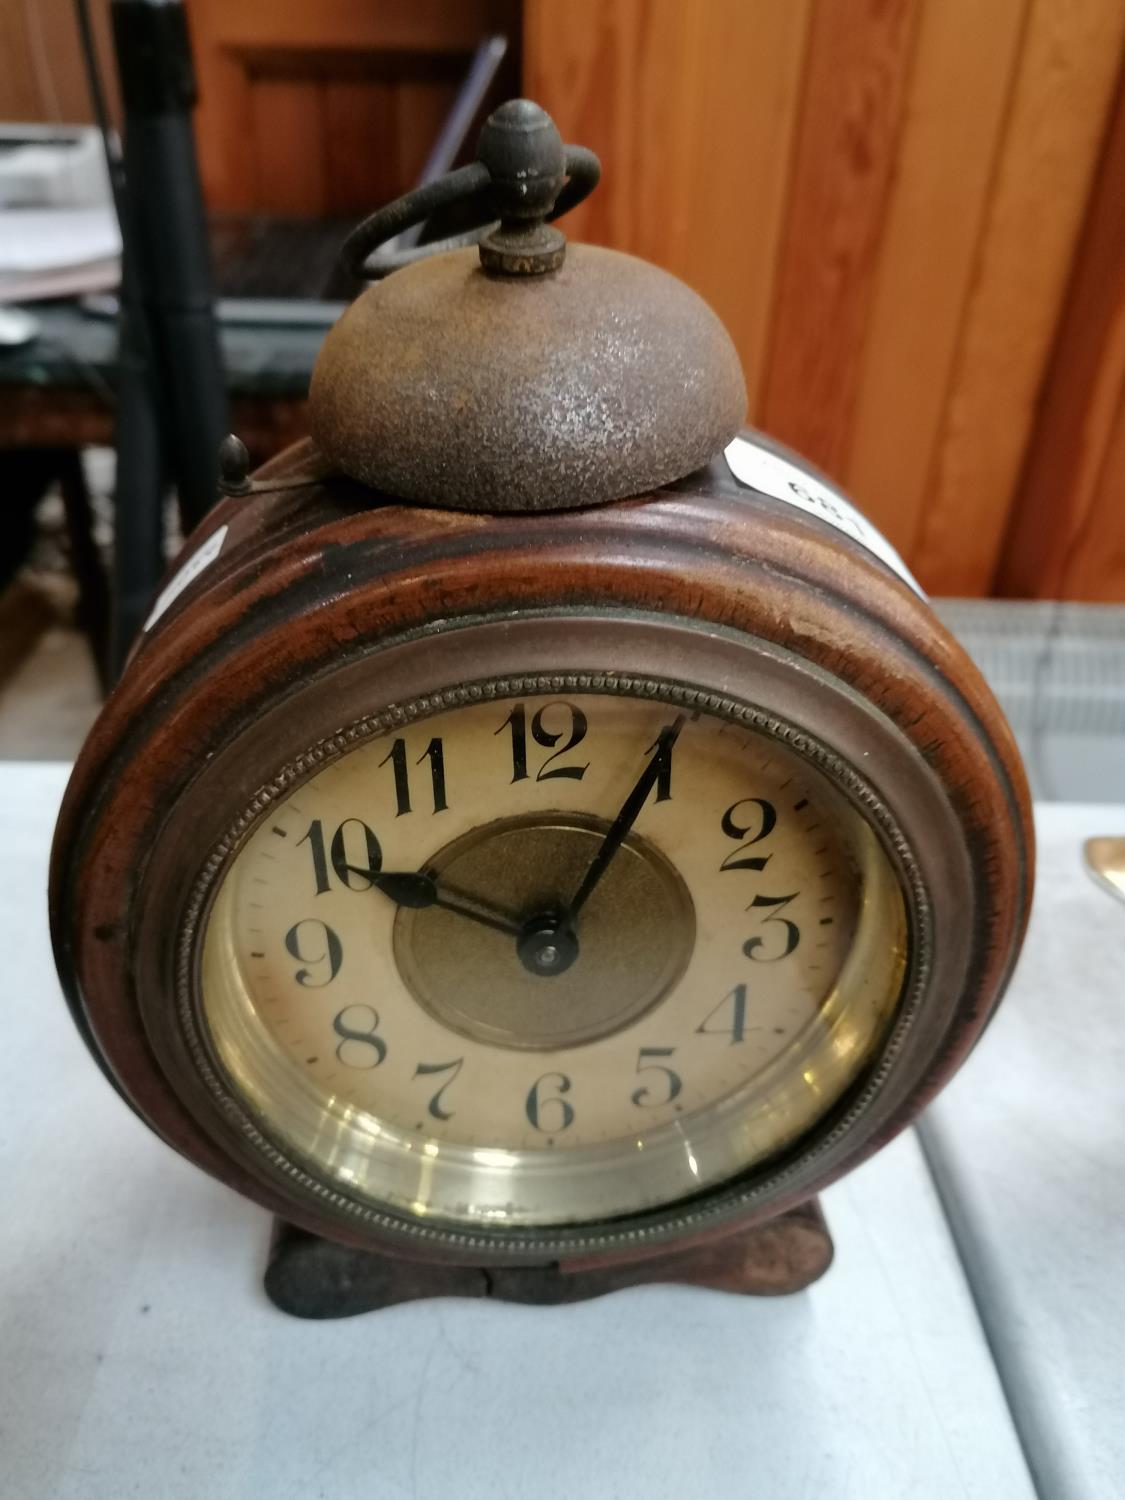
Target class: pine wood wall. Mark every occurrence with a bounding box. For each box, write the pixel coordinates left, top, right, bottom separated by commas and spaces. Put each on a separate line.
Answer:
526, 0, 1125, 599
4, 0, 1125, 599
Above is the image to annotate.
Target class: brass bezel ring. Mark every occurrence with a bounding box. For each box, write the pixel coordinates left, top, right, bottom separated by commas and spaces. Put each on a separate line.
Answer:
125, 608, 969, 1262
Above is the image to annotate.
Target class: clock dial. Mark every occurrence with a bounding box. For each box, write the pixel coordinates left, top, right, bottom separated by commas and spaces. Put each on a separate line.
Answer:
200, 689, 907, 1226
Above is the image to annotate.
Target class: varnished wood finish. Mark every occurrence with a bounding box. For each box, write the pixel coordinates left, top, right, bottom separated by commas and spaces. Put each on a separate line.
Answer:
845, 0, 1026, 557
5, 0, 1125, 597
996, 60, 1125, 602
49, 436, 1033, 1284
524, 1, 1125, 596
523, 0, 811, 414
187, 0, 519, 217
758, 0, 920, 481
911, 0, 1125, 596
0, 0, 117, 126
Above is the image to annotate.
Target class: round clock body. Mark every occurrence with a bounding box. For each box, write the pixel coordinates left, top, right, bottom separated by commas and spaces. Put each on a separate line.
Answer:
49, 435, 1033, 1272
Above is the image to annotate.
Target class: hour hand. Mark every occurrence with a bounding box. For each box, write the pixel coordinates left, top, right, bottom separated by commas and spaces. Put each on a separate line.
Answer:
344, 865, 522, 937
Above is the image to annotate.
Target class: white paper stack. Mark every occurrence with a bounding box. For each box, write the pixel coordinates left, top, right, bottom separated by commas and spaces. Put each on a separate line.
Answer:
0, 205, 121, 303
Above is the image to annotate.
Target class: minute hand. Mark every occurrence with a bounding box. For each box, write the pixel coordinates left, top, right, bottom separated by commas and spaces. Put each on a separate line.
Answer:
567, 715, 685, 920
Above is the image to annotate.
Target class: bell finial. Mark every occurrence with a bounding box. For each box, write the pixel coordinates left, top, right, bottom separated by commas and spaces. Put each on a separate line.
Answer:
340, 99, 600, 281
474, 100, 569, 275
217, 434, 251, 496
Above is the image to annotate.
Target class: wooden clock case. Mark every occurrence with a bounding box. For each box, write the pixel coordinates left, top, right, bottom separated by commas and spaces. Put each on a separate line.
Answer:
49, 99, 1033, 1314
49, 435, 1033, 1313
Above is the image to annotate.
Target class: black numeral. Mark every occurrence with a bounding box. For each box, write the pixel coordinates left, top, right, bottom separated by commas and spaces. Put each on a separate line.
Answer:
696, 983, 749, 1043
496, 702, 589, 783
333, 1005, 387, 1068
631, 1047, 682, 1107
413, 1058, 463, 1121
297, 818, 331, 894
525, 1072, 575, 1133
284, 919, 343, 987
643, 727, 676, 802
720, 798, 777, 872
298, 818, 383, 894
380, 736, 449, 816
744, 892, 801, 961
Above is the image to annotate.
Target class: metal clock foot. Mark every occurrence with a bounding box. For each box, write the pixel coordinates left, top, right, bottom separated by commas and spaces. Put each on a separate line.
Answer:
263, 1202, 834, 1319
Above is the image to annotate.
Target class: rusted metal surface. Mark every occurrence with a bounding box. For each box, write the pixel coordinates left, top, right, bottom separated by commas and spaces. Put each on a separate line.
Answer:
310, 243, 747, 512
316, 97, 745, 512
49, 436, 1034, 1268
263, 1200, 834, 1318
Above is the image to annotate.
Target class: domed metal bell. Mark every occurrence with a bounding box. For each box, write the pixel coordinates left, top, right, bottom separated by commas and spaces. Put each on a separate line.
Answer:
308, 100, 747, 514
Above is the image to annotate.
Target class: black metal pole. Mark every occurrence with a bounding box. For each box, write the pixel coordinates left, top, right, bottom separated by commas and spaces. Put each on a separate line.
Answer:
112, 0, 227, 534
107, 235, 166, 676
74, 0, 166, 677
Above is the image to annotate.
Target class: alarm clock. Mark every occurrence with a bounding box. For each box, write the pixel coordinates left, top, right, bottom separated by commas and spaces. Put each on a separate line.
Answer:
49, 101, 1032, 1317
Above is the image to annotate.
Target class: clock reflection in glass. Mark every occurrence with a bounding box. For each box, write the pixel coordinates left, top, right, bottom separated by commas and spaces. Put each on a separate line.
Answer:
203, 690, 906, 1228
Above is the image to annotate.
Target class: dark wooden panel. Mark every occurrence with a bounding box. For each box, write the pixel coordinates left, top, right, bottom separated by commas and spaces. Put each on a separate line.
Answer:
394, 80, 458, 190
203, 0, 512, 55
190, 0, 518, 214
251, 79, 326, 217
323, 81, 399, 216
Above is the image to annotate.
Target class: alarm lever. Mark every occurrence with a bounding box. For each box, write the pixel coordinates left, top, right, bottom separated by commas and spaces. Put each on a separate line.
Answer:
341, 98, 600, 280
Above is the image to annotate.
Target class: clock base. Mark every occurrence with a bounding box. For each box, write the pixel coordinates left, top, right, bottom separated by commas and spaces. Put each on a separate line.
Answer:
263, 1201, 833, 1318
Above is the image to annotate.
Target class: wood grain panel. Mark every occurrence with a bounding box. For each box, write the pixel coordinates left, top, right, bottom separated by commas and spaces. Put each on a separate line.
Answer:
191, 7, 258, 212
201, 0, 510, 54
911, 0, 1125, 597
844, 0, 1028, 553
0, 0, 57, 119
394, 81, 459, 188
524, 0, 812, 408
251, 79, 326, 217
0, 0, 54, 120
0, 0, 117, 124
1067, 393, 1125, 600
324, 82, 398, 214
996, 60, 1125, 601
683, 0, 814, 410
526, 1, 694, 251
758, 0, 922, 481
190, 0, 517, 213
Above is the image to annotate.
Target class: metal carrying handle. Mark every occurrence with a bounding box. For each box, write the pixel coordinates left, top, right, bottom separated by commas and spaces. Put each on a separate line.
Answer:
341, 100, 601, 281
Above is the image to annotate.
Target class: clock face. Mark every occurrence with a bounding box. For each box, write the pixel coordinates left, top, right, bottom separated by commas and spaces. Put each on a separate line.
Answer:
200, 688, 908, 1227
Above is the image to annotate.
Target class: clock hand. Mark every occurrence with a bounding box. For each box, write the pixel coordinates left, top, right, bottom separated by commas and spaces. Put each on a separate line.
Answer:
343, 865, 523, 937
566, 714, 686, 920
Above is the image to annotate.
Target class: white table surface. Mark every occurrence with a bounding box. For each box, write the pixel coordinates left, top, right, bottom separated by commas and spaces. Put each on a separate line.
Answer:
923, 802, 1125, 1500
2, 766, 1113, 1500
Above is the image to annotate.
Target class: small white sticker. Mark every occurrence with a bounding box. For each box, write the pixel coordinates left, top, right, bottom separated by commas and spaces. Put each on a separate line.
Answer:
143, 523, 229, 630
724, 436, 925, 597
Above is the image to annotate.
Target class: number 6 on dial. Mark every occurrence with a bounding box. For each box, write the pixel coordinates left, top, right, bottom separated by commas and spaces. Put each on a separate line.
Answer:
526, 1073, 575, 1134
